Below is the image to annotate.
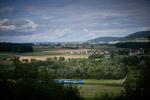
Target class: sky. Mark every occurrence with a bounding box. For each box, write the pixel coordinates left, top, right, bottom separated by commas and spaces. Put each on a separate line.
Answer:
0, 0, 150, 43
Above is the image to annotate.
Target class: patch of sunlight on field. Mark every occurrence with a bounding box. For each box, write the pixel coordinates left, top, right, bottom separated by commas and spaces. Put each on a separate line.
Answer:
79, 79, 125, 99
83, 79, 124, 84
19, 54, 88, 61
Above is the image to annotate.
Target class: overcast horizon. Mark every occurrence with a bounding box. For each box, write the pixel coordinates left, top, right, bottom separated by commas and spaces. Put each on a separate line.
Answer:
0, 0, 150, 43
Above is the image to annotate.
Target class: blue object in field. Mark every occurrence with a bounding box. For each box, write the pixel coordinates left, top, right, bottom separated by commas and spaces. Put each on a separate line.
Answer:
55, 80, 84, 84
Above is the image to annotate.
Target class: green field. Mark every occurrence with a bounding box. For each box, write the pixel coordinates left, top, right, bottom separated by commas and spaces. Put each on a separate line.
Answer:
79, 79, 125, 99
0, 52, 16, 59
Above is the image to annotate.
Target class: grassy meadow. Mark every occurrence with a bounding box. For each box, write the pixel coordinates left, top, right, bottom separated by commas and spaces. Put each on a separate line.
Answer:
79, 79, 125, 99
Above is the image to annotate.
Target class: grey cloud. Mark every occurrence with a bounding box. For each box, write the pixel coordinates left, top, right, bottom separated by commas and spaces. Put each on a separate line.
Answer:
0, 19, 37, 36
54, 28, 73, 38
41, 16, 55, 20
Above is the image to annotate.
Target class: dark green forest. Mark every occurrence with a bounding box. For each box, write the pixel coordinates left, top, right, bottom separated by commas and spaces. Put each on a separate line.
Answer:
0, 43, 33, 53
115, 42, 150, 49
0, 58, 81, 100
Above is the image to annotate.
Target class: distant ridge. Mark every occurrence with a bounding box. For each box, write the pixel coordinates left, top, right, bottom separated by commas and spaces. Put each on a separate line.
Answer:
121, 30, 150, 40
87, 37, 121, 43
87, 30, 150, 43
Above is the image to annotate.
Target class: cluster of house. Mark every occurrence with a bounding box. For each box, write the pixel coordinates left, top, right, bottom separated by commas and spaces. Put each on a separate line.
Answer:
87, 49, 112, 58
86, 48, 145, 57
63, 49, 89, 54
129, 48, 145, 55
62, 49, 111, 55
87, 49, 110, 55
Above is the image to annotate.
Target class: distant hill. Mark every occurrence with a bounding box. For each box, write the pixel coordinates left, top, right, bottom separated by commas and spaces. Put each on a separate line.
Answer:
87, 30, 150, 43
87, 37, 121, 43
122, 31, 150, 40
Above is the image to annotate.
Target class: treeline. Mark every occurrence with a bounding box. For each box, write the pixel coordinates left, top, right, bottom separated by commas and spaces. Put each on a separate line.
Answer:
115, 42, 150, 49
0, 42, 33, 53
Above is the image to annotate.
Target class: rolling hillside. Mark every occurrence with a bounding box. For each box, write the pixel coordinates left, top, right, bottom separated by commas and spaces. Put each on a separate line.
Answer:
124, 30, 150, 39
87, 37, 121, 43
87, 30, 150, 43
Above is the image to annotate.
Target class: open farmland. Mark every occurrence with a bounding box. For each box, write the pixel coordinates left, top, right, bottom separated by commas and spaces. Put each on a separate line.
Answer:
19, 54, 88, 61
19, 46, 89, 61
0, 46, 89, 63
0, 44, 118, 62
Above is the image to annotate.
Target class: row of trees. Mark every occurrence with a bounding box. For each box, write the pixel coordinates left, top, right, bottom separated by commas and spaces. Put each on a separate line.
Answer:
0, 42, 33, 53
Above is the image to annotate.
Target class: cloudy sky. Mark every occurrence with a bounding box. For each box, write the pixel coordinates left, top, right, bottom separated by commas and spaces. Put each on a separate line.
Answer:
0, 0, 150, 42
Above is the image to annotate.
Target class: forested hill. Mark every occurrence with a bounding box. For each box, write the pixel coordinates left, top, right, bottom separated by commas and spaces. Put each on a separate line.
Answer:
0, 42, 33, 53
123, 30, 150, 39
87, 37, 120, 43
87, 30, 150, 43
